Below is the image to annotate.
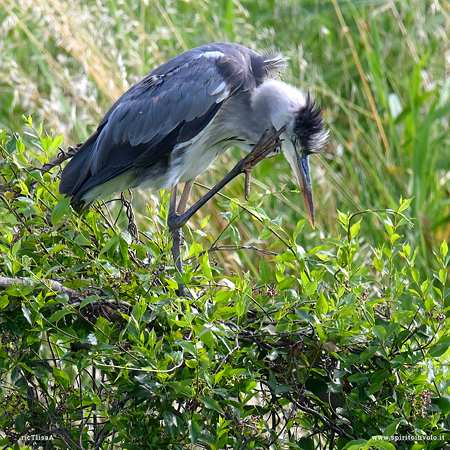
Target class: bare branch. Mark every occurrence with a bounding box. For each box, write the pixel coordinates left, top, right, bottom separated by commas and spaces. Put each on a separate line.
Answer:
0, 275, 82, 299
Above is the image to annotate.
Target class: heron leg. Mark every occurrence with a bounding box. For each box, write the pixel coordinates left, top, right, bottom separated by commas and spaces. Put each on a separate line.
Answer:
169, 184, 185, 297
167, 125, 286, 230
177, 179, 195, 214
170, 180, 195, 298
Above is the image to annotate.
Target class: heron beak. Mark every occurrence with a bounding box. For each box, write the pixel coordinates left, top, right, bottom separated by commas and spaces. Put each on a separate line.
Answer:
293, 150, 315, 229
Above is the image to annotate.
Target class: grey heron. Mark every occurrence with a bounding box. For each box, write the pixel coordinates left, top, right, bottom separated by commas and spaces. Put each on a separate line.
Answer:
59, 42, 328, 292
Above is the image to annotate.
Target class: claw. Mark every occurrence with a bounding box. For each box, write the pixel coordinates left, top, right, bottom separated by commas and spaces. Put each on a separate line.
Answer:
241, 125, 286, 200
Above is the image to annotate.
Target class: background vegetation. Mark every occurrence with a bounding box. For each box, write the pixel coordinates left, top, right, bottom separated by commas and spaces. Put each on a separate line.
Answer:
1, 0, 450, 449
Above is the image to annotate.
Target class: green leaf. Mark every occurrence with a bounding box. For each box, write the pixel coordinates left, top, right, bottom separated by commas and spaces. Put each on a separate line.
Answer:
197, 327, 215, 348
315, 322, 326, 342
411, 268, 420, 284
440, 240, 448, 258
23, 114, 32, 127
373, 256, 384, 272
293, 219, 307, 242
178, 341, 197, 357
148, 329, 156, 349
409, 445, 425, 450
51, 195, 72, 227
342, 440, 367, 450
5, 284, 33, 296
74, 233, 91, 245
52, 134, 64, 150
200, 215, 210, 228
276, 277, 295, 291
305, 279, 318, 297
365, 440, 396, 450
118, 235, 130, 264
229, 224, 240, 245
438, 397, 450, 416
259, 227, 272, 240
55, 293, 68, 305
424, 296, 433, 312
53, 367, 70, 388
358, 346, 379, 362
372, 325, 386, 341
49, 308, 72, 323
259, 259, 271, 284
402, 243, 411, 258
5, 133, 18, 154
349, 219, 361, 240
15, 413, 26, 433
188, 419, 201, 444
200, 396, 224, 413
12, 152, 29, 168
100, 234, 119, 256
398, 197, 413, 212
428, 336, 450, 358
215, 290, 233, 303
0, 296, 10, 309
316, 292, 328, 315
41, 136, 52, 152
185, 359, 198, 368
421, 279, 431, 296
235, 298, 245, 318
404, 401, 412, 418
21, 305, 33, 325
337, 210, 348, 226
80, 295, 99, 309
200, 252, 212, 279
11, 239, 21, 257
188, 241, 203, 258
383, 418, 403, 437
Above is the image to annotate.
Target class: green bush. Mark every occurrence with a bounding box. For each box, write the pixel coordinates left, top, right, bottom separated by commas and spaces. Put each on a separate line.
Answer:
1, 1, 450, 448
1, 122, 450, 449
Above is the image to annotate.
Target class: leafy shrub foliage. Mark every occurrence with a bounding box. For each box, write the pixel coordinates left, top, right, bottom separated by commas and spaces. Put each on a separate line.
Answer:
1, 122, 450, 450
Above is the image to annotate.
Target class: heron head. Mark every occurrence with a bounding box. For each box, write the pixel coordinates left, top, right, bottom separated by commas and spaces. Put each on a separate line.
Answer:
281, 93, 328, 229
252, 80, 328, 227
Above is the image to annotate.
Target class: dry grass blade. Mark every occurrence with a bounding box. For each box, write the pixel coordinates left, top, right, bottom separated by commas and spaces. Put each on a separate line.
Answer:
331, 0, 391, 158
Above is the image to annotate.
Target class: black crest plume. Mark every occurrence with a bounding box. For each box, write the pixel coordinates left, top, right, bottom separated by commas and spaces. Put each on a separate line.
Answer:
293, 93, 327, 154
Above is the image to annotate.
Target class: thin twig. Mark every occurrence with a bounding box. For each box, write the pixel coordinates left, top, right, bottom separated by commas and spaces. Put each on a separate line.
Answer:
285, 392, 354, 441
214, 335, 241, 377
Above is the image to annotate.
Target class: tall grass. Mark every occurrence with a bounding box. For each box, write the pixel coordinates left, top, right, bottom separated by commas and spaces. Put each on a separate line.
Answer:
0, 0, 449, 274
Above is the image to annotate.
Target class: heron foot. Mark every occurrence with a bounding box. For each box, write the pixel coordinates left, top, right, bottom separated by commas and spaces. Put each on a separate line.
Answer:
241, 125, 286, 200
167, 211, 186, 230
